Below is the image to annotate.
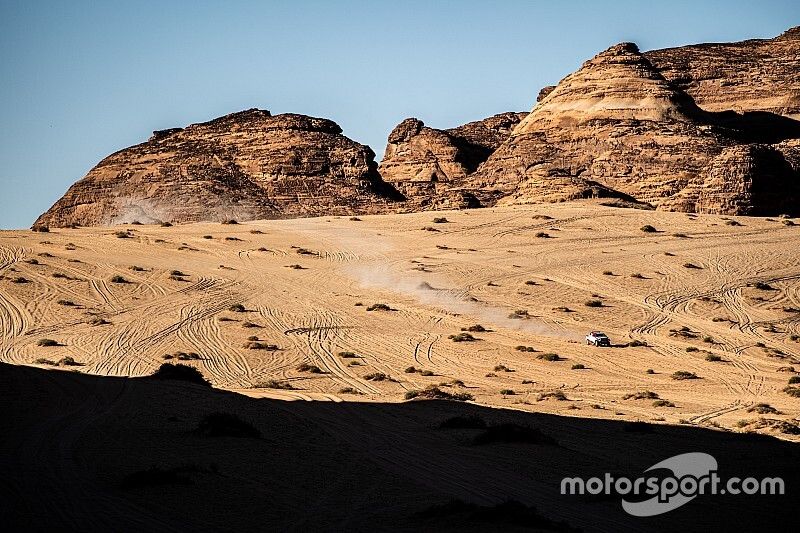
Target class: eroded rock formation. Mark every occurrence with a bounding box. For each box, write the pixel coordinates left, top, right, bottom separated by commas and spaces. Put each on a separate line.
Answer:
378, 112, 526, 208
35, 109, 402, 227
469, 42, 800, 215
646, 26, 800, 119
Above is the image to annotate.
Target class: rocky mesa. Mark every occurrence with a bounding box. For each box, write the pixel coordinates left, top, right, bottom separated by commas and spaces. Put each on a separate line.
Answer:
468, 40, 800, 215
35, 109, 402, 227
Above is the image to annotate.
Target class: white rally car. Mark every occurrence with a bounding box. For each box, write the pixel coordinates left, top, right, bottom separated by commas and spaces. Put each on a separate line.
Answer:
586, 331, 611, 347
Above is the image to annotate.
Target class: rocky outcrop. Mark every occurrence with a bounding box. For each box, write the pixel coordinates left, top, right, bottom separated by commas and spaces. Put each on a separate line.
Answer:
469, 41, 800, 215
646, 27, 800, 119
378, 112, 526, 208
35, 109, 402, 227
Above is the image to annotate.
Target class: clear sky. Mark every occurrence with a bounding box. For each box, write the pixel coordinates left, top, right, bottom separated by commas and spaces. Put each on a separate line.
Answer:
1, 0, 798, 228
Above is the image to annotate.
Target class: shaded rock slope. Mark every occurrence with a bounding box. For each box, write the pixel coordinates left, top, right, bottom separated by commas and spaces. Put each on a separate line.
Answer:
378, 112, 527, 209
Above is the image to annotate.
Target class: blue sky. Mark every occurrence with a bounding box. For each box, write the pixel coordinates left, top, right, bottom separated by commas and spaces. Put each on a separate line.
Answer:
1, 0, 798, 228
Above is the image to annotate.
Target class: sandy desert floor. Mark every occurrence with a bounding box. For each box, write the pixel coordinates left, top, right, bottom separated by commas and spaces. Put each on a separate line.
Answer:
2, 201, 800, 437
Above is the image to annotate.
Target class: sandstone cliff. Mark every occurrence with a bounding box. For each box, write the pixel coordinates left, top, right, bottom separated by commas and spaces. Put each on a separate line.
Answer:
378, 112, 526, 209
646, 26, 800, 119
35, 110, 402, 227
470, 42, 800, 215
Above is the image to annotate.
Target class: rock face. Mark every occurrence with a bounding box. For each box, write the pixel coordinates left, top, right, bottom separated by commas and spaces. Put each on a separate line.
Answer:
469, 42, 800, 215
646, 27, 800, 119
378, 112, 526, 208
35, 109, 402, 227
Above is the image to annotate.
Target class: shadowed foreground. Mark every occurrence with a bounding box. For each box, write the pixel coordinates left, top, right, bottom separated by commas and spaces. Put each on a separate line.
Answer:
0, 363, 797, 532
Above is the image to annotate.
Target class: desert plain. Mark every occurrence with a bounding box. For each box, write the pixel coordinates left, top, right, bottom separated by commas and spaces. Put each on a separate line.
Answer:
2, 201, 800, 531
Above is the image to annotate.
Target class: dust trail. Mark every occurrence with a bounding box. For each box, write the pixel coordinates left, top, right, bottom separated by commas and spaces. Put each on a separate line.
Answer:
285, 219, 580, 341
348, 263, 581, 341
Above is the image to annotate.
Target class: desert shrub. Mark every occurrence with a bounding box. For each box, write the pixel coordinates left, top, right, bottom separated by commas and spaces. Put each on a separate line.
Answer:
782, 386, 800, 397
500, 389, 515, 396
255, 380, 294, 390
645, 368, 655, 374
244, 341, 278, 350
439, 415, 487, 429
24, 258, 39, 265
34, 358, 55, 365
653, 399, 675, 407
348, 217, 361, 221
37, 338, 60, 347
537, 391, 567, 401
110, 275, 128, 284
170, 270, 186, 277
338, 387, 361, 394
115, 231, 131, 239
432, 217, 449, 223
524, 280, 538, 285
10, 277, 29, 283
473, 424, 556, 445
493, 364, 512, 372
366, 303, 392, 312
751, 281, 775, 291
463, 324, 486, 332
364, 372, 389, 381
160, 221, 173, 227
90, 317, 111, 326
338, 351, 358, 358
31, 225, 50, 233
57, 299, 75, 306
224, 236, 242, 241
485, 372, 497, 377
627, 339, 647, 347
705, 354, 723, 362
420, 370, 434, 376
747, 403, 778, 414
537, 353, 561, 362
584, 299, 603, 307
404, 386, 473, 401
686, 346, 699, 352
671, 370, 699, 380
52, 272, 69, 279
672, 233, 688, 238
640, 225, 657, 233
508, 309, 529, 319
228, 304, 246, 313
777, 366, 796, 373
149, 363, 210, 387
571, 363, 586, 370
788, 376, 800, 384
297, 363, 323, 374
221, 219, 238, 225
602, 270, 614, 276
130, 265, 145, 271
683, 263, 701, 269
286, 264, 305, 269
515, 345, 536, 352
196, 412, 260, 438
247, 335, 259, 341
422, 226, 440, 232
630, 273, 645, 279
521, 379, 535, 384
241, 321, 261, 328
623, 391, 659, 400
404, 366, 417, 373
702, 336, 715, 343
449, 332, 476, 342
725, 220, 742, 226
